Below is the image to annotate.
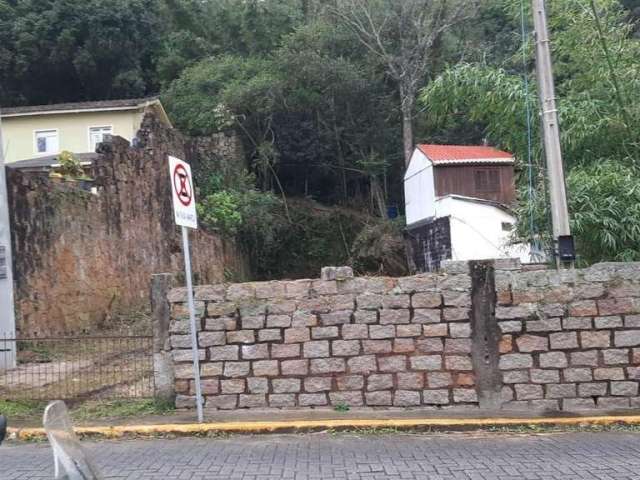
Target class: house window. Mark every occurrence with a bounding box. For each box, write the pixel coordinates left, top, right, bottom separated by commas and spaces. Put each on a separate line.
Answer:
88, 126, 113, 151
34, 130, 59, 154
474, 168, 500, 193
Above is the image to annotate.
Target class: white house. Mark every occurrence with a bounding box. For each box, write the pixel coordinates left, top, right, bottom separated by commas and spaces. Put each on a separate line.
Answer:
404, 144, 532, 271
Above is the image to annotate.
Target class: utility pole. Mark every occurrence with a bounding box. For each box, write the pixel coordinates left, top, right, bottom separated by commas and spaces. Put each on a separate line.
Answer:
0, 109, 17, 369
532, 0, 575, 266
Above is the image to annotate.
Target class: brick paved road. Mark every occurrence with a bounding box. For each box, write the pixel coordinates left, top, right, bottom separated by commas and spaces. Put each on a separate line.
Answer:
2, 432, 640, 479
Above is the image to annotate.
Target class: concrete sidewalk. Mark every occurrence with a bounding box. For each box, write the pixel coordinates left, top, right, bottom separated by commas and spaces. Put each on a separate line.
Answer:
7, 407, 640, 441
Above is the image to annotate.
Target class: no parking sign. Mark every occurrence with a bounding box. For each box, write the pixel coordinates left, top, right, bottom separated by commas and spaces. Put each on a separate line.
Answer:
168, 155, 198, 229
168, 155, 203, 422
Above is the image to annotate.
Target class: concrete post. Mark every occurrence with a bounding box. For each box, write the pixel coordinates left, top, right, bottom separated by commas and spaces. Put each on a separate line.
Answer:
469, 260, 503, 409
151, 273, 175, 403
532, 0, 572, 248
0, 109, 17, 370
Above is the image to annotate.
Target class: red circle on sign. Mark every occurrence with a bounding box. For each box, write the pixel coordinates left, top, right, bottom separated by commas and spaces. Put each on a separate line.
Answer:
173, 164, 193, 207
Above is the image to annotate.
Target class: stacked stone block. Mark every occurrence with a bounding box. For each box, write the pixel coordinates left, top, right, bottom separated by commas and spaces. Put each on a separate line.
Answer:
497, 263, 640, 410
168, 261, 640, 412
168, 270, 478, 409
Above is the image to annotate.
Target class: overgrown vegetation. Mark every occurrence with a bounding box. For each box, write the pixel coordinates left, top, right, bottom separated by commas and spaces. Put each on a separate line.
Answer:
2, 0, 639, 270
71, 399, 174, 421
0, 399, 174, 423
55, 151, 85, 179
0, 399, 45, 419
196, 169, 372, 279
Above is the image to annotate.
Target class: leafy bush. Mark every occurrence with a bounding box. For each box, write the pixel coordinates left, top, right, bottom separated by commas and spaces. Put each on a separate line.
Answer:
197, 186, 375, 279
351, 219, 409, 276
197, 191, 244, 235
567, 162, 640, 263
196, 179, 290, 278
56, 151, 85, 179
162, 55, 278, 135
514, 161, 640, 265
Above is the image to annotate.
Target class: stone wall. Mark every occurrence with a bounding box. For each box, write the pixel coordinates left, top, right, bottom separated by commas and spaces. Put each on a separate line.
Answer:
8, 114, 247, 336
167, 261, 640, 412
496, 263, 640, 410
169, 265, 478, 410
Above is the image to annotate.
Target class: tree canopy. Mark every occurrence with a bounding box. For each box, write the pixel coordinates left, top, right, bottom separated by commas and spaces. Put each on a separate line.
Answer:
2, 0, 639, 272
0, 0, 162, 105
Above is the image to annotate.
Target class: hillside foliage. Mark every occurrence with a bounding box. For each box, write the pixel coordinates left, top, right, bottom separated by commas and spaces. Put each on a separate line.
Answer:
2, 0, 639, 272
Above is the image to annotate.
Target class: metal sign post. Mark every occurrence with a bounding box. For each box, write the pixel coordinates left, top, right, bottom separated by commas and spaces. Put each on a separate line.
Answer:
0, 110, 17, 369
168, 155, 203, 423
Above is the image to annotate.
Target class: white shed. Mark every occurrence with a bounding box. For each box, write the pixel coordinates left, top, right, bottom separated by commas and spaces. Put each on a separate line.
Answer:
404, 147, 437, 226
434, 195, 531, 263
404, 144, 532, 271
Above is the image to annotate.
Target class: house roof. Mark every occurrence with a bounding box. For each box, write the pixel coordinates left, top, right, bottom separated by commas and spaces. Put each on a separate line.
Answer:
2, 96, 166, 116
1, 96, 173, 128
6, 153, 99, 171
437, 194, 514, 213
417, 144, 514, 165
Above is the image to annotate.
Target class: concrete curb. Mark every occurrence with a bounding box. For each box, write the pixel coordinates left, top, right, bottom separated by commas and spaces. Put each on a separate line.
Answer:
8, 415, 640, 441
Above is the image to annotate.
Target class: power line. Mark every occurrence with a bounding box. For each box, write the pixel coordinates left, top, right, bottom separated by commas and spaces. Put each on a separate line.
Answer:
520, 0, 537, 257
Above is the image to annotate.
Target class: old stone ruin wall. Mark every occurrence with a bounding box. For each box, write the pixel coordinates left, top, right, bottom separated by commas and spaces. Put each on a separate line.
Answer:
167, 261, 640, 412
8, 113, 247, 336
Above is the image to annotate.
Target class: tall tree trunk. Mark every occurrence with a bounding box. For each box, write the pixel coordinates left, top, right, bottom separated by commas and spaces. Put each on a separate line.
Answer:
370, 176, 387, 218
331, 97, 348, 201
400, 85, 415, 168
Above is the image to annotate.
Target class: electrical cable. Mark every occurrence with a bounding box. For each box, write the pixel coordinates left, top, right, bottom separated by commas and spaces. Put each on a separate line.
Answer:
521, 0, 541, 262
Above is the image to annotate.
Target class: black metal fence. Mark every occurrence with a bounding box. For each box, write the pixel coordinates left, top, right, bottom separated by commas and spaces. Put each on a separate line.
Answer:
0, 334, 154, 401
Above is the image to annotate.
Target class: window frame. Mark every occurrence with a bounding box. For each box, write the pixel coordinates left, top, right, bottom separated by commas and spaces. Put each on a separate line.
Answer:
474, 167, 501, 193
33, 129, 60, 156
87, 125, 114, 152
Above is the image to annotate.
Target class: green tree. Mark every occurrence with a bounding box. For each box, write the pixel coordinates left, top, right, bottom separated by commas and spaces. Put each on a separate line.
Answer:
273, 20, 400, 204
0, 0, 162, 106
156, 0, 305, 85
162, 55, 279, 135
333, 0, 477, 167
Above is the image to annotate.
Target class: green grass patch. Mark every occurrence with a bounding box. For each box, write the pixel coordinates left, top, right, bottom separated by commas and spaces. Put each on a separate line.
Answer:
0, 399, 46, 419
70, 399, 175, 422
0, 398, 175, 424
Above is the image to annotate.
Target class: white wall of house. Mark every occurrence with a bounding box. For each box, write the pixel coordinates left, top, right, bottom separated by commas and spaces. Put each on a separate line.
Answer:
434, 196, 531, 262
404, 148, 435, 226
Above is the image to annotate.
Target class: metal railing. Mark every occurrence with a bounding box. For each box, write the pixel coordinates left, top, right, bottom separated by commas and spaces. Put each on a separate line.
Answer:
0, 334, 154, 401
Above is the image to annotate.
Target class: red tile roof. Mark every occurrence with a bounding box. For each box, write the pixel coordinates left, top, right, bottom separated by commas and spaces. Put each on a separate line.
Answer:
417, 144, 514, 165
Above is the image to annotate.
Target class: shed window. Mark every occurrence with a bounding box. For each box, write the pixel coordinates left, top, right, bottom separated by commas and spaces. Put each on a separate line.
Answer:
34, 130, 59, 154
502, 222, 513, 231
474, 168, 500, 193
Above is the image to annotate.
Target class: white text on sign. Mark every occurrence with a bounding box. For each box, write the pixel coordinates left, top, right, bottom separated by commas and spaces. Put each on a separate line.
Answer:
168, 156, 198, 229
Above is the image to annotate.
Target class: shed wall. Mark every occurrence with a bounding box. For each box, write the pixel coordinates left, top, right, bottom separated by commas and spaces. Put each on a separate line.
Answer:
434, 165, 515, 205
404, 150, 436, 226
